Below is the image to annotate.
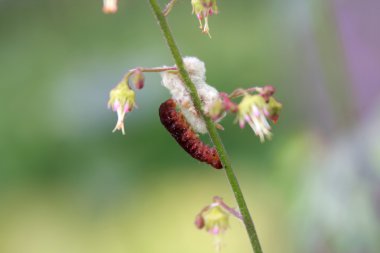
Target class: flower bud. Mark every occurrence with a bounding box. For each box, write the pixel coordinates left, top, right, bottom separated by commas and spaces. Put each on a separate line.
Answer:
220, 92, 238, 112
103, 0, 118, 14
260, 85, 276, 102
207, 99, 223, 120
132, 68, 145, 90
267, 97, 282, 123
194, 214, 205, 229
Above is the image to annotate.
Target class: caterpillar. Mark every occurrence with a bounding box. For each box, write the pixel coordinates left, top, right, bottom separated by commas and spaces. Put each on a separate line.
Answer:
159, 99, 223, 169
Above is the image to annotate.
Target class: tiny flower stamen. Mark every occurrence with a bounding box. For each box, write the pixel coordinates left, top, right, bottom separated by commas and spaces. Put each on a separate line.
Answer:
112, 101, 130, 135
203, 17, 211, 38
197, 14, 203, 29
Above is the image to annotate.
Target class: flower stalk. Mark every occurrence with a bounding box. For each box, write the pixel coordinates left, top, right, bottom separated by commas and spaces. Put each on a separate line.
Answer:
148, 0, 264, 252
163, 0, 178, 16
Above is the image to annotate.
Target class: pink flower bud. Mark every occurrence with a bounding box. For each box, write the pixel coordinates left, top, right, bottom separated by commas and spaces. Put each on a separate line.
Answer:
132, 69, 145, 90
220, 93, 238, 112
269, 114, 279, 124
194, 214, 205, 229
260, 85, 276, 102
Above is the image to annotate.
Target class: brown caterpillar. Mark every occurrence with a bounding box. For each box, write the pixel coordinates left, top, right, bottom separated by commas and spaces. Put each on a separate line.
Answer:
159, 99, 223, 169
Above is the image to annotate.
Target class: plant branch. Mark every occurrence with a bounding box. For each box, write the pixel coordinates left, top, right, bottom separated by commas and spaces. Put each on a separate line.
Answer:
163, 0, 178, 16
128, 66, 177, 75
213, 196, 243, 220
123, 66, 177, 87
148, 1, 263, 252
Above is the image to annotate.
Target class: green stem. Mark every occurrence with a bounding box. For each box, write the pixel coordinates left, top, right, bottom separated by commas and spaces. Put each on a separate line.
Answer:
148, 1, 264, 252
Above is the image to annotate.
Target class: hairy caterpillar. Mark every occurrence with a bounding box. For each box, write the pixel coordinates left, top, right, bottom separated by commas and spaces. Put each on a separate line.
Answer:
159, 99, 223, 169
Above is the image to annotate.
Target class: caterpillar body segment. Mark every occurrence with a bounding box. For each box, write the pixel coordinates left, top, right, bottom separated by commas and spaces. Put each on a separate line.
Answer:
159, 99, 223, 169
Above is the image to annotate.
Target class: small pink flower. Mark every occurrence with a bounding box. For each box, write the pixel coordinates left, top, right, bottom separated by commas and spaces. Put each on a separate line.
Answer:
108, 82, 136, 135
103, 0, 118, 14
237, 95, 272, 142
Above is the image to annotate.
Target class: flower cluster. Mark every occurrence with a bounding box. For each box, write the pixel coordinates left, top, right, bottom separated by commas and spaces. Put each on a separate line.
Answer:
107, 57, 282, 143
160, 57, 282, 141
191, 0, 218, 37
219, 86, 282, 142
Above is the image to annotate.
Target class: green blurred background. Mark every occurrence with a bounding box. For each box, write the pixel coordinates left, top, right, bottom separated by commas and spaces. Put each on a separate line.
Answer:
1, 0, 379, 252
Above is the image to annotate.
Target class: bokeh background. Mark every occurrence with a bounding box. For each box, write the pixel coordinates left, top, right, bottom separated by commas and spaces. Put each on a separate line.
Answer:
1, 0, 379, 252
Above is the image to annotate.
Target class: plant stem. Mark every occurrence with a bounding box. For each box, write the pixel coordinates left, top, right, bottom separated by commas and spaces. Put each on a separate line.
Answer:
148, 1, 264, 252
